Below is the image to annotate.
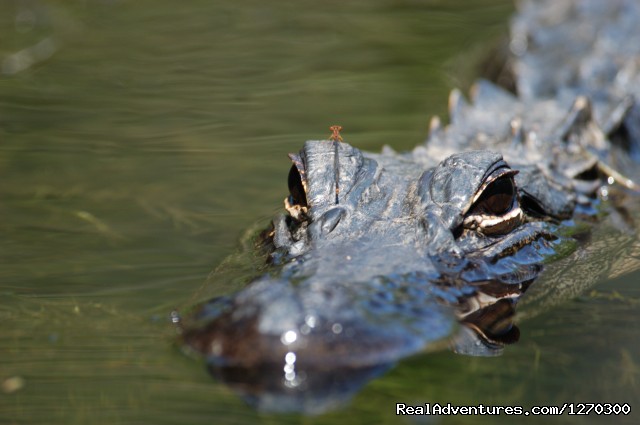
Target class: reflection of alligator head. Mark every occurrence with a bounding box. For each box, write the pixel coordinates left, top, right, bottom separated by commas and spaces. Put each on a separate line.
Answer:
181, 0, 640, 414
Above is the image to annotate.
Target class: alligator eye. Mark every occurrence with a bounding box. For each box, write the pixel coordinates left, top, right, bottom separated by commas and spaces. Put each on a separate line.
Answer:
287, 164, 308, 208
462, 170, 523, 236
285, 164, 309, 221
473, 176, 515, 215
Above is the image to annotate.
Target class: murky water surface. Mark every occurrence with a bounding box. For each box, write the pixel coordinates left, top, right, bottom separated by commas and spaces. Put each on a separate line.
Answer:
1, 1, 639, 424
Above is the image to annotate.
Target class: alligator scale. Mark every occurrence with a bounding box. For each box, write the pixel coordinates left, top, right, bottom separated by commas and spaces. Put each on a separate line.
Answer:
181, 0, 640, 413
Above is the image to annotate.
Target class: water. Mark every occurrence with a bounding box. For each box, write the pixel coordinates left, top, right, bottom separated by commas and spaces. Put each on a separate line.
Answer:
1, 0, 639, 424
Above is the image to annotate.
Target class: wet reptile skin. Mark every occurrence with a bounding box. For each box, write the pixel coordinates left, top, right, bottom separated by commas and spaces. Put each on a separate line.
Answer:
181, 0, 640, 413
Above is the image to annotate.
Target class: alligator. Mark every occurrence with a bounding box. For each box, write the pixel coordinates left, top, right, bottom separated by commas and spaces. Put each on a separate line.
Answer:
180, 0, 640, 413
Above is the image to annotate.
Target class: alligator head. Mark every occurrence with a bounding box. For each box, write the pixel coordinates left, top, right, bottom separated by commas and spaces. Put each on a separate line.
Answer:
180, 0, 640, 414
180, 90, 638, 411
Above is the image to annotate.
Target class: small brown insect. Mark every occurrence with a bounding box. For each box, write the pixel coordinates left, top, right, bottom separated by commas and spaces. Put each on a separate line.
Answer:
329, 125, 343, 142
328, 125, 343, 204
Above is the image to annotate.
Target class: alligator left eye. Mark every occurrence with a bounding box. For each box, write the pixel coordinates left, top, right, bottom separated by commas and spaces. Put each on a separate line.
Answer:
473, 176, 515, 216
463, 171, 523, 236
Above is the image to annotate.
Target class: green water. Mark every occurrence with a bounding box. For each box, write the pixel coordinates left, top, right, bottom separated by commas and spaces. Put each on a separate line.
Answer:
1, 1, 639, 424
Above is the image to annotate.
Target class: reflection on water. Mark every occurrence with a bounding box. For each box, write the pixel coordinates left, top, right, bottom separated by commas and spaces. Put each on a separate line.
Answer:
1, 0, 639, 424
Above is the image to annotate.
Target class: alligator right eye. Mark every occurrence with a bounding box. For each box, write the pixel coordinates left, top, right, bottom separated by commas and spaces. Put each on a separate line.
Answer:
287, 164, 308, 208
463, 169, 523, 236
285, 164, 308, 221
